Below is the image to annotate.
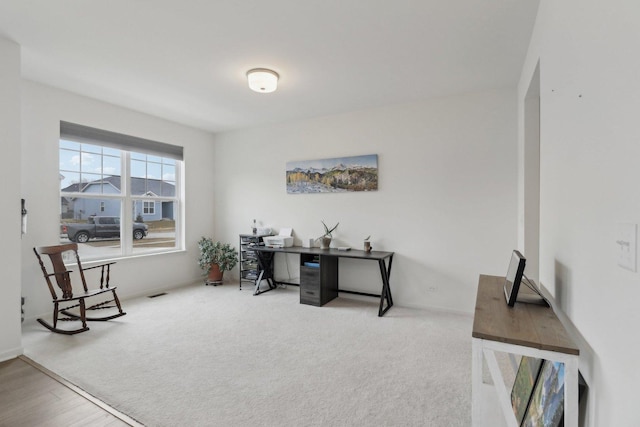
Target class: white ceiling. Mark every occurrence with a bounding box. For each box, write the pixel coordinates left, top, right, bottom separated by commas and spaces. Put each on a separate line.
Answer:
0, 1, 539, 133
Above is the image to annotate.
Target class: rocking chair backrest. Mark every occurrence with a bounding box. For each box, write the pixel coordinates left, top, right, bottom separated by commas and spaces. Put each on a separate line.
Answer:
34, 243, 88, 300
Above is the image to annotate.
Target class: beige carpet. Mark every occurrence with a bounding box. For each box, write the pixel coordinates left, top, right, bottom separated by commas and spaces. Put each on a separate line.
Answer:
22, 283, 473, 426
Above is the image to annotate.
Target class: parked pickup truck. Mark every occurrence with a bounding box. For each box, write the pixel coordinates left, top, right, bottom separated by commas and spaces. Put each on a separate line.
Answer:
61, 216, 148, 243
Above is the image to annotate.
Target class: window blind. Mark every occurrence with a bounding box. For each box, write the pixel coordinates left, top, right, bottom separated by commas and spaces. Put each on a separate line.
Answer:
60, 121, 183, 160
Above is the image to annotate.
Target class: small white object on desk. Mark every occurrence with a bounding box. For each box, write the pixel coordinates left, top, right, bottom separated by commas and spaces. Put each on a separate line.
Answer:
257, 227, 271, 235
338, 247, 351, 251
262, 227, 294, 248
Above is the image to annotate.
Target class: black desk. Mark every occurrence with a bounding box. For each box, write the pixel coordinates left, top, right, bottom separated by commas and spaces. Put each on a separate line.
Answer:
250, 246, 394, 317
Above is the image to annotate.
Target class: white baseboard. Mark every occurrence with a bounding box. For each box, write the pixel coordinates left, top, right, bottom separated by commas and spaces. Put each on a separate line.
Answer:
24, 280, 203, 323
398, 300, 474, 318
120, 279, 201, 301
0, 346, 24, 363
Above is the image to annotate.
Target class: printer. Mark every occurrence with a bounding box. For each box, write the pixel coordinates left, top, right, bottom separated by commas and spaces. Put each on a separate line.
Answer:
263, 227, 294, 248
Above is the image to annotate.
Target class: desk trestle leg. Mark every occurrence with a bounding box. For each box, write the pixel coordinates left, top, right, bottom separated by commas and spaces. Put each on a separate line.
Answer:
253, 252, 277, 296
378, 255, 394, 316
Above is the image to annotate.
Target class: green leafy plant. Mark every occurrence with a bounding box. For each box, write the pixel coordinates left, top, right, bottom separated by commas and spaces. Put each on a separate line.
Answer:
319, 220, 339, 239
197, 237, 238, 274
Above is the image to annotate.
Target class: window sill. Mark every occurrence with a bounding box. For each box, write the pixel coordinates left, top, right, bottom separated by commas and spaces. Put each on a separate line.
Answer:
70, 248, 187, 267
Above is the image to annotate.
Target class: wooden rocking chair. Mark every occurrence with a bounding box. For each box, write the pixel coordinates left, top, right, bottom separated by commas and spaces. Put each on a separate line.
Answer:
33, 243, 126, 335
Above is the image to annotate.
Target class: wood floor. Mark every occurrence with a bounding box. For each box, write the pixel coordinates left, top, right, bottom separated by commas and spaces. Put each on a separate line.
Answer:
0, 356, 140, 427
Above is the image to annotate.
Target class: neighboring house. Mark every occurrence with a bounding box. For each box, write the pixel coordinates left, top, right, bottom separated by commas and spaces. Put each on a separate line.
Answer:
61, 176, 175, 221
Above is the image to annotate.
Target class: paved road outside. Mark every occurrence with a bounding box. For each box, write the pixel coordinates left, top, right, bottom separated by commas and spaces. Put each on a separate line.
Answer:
61, 230, 176, 259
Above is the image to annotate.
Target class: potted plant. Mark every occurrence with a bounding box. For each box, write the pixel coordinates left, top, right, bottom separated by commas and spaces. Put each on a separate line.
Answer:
197, 237, 239, 284
317, 220, 339, 249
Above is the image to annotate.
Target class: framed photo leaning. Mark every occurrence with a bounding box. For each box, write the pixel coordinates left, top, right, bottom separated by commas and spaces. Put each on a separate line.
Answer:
504, 250, 526, 307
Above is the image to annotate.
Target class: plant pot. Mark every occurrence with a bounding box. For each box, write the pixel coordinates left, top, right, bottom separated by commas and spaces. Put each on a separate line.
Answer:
207, 263, 224, 283
320, 236, 332, 250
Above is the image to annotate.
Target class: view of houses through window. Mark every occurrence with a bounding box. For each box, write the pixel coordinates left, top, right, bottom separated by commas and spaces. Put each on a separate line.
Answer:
59, 130, 181, 260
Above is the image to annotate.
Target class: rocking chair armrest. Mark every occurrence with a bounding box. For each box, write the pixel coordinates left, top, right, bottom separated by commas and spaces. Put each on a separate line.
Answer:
82, 262, 116, 271
82, 261, 116, 289
46, 270, 73, 278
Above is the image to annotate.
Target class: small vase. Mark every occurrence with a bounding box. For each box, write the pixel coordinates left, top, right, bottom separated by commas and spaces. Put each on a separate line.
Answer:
320, 236, 331, 249
364, 241, 372, 253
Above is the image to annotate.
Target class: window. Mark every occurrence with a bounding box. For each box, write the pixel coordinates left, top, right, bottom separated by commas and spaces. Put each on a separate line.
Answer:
143, 201, 155, 215
59, 122, 183, 260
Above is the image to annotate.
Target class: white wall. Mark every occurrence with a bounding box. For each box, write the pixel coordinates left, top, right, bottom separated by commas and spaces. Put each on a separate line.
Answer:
213, 90, 517, 313
0, 38, 23, 361
518, 1, 640, 425
20, 81, 217, 321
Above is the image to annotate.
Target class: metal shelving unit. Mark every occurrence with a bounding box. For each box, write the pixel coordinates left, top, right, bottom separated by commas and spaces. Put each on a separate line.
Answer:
239, 233, 271, 290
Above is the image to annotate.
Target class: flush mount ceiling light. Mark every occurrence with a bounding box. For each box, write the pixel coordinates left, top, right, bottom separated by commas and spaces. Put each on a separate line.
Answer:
246, 68, 279, 93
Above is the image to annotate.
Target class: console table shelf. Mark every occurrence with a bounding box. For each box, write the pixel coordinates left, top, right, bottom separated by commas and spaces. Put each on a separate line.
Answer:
472, 274, 580, 427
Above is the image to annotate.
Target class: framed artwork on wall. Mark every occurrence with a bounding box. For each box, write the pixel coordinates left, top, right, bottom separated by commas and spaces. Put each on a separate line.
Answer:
286, 154, 378, 194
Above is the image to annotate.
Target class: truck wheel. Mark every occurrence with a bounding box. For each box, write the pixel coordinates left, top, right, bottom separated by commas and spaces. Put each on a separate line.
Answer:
133, 230, 144, 240
75, 232, 90, 243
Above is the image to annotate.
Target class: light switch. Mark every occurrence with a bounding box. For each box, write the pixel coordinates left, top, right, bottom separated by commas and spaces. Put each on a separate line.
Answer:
616, 223, 637, 272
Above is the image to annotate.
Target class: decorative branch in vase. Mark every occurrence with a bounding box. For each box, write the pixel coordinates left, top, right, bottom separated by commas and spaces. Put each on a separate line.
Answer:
364, 235, 372, 253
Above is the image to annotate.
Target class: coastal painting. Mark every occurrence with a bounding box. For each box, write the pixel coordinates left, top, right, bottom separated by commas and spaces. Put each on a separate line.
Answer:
286, 154, 378, 194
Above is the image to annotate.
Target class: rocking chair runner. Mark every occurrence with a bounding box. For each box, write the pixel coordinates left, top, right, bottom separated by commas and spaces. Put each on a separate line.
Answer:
33, 243, 126, 335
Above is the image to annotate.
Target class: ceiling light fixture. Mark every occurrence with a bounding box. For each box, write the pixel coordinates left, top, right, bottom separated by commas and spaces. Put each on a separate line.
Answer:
246, 68, 279, 93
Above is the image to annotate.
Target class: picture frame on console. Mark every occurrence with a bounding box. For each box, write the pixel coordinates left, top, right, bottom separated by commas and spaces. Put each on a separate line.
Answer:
504, 250, 526, 307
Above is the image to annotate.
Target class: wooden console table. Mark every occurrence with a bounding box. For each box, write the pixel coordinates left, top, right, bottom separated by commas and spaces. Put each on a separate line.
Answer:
251, 246, 394, 317
472, 274, 580, 426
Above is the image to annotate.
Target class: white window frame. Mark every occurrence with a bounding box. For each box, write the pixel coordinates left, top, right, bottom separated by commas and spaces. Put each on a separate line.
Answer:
60, 130, 183, 260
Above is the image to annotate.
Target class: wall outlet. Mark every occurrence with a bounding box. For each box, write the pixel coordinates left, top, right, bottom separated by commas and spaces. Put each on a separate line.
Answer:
616, 223, 637, 272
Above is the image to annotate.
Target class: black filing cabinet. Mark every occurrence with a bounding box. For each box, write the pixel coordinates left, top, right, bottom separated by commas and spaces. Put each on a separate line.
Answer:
299, 254, 338, 306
